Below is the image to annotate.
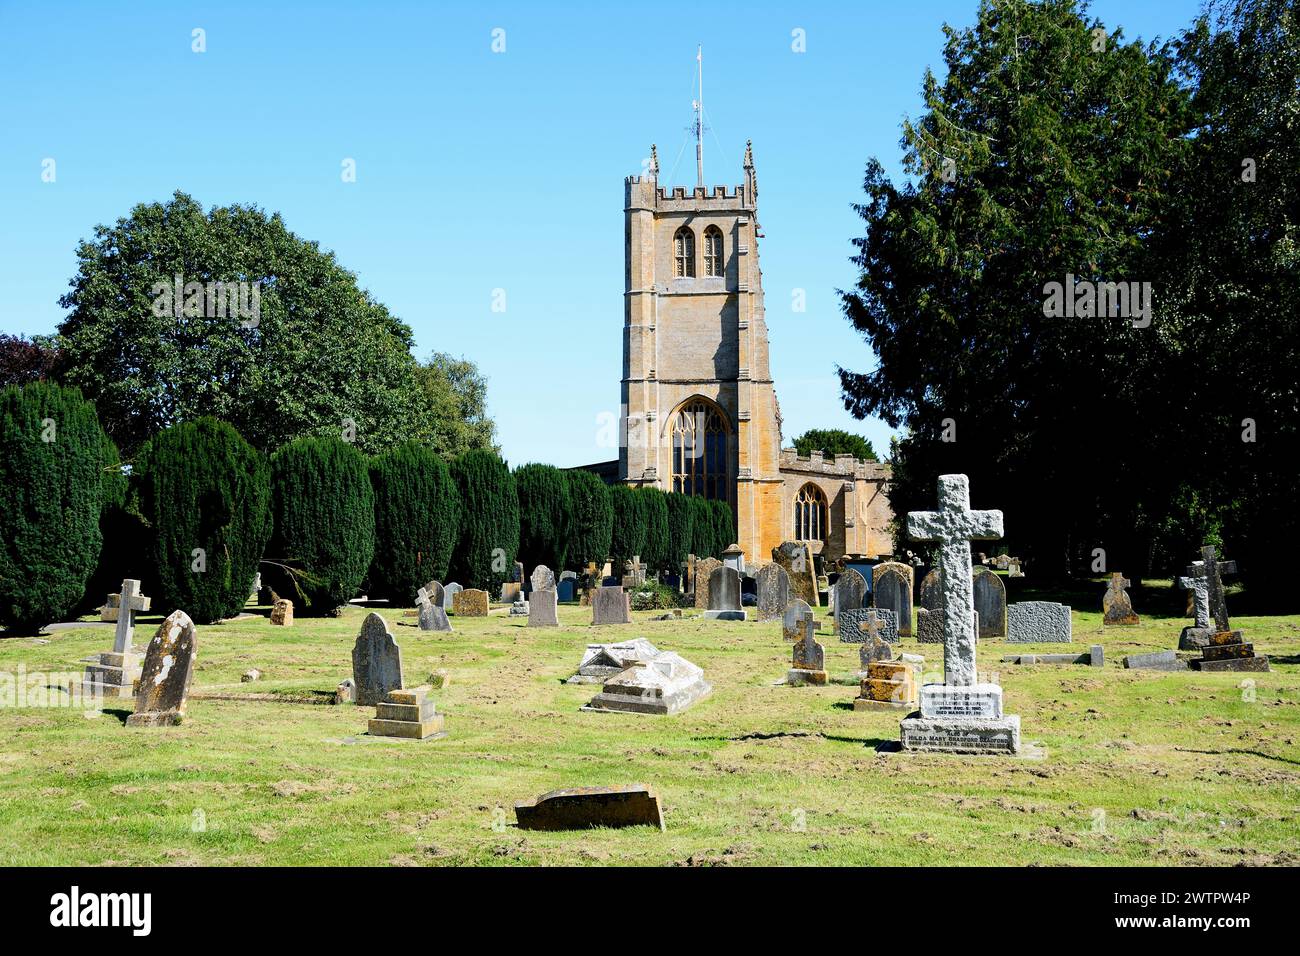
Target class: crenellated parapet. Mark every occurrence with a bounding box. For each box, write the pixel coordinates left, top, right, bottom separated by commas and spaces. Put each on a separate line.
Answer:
779, 447, 891, 481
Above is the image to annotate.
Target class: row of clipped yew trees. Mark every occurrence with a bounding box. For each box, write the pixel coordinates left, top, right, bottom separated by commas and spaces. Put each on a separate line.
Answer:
0, 382, 736, 633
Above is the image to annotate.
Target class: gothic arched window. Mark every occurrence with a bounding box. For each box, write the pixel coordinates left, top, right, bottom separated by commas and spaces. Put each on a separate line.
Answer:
671, 398, 729, 502
794, 484, 828, 543
703, 226, 724, 277
674, 227, 695, 278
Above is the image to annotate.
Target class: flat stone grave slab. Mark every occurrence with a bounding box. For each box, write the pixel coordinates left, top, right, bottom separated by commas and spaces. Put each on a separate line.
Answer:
583, 652, 711, 716
514, 785, 665, 831
367, 685, 445, 740
1123, 650, 1187, 671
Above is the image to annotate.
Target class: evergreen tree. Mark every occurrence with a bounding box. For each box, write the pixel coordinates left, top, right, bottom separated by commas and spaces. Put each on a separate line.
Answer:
515, 463, 572, 573
688, 495, 714, 558
564, 469, 613, 571
137, 418, 271, 623
792, 428, 877, 462
266, 436, 375, 612
448, 449, 519, 594
368, 441, 460, 600
0, 383, 114, 633
664, 491, 695, 574
608, 483, 647, 570
638, 486, 670, 573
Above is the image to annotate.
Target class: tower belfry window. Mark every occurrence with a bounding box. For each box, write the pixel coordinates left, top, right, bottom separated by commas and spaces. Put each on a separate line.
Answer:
704, 226, 723, 277
674, 227, 695, 278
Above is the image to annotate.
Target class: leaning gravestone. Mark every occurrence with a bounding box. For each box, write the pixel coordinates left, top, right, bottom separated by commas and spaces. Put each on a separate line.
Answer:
972, 567, 1007, 638
1006, 602, 1072, 643
833, 568, 868, 634
591, 586, 632, 625
530, 565, 556, 594
417, 592, 452, 632
515, 785, 665, 832
754, 563, 791, 622
898, 474, 1020, 754
838, 607, 897, 645
772, 541, 818, 607
441, 582, 462, 610
873, 561, 914, 637
352, 612, 404, 706
693, 557, 723, 609
1102, 572, 1140, 626
705, 565, 745, 619
528, 589, 560, 627
126, 610, 197, 727
453, 588, 489, 617
781, 598, 814, 642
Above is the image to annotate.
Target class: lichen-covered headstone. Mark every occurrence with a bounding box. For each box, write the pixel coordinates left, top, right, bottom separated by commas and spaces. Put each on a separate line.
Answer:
838, 607, 897, 644
781, 598, 813, 642
453, 588, 488, 617
772, 541, 818, 607
591, 586, 631, 625
528, 588, 560, 627
692, 557, 722, 609
754, 563, 791, 622
1102, 572, 1139, 625
126, 610, 197, 727
351, 612, 404, 706
270, 598, 293, 626
917, 568, 942, 612
530, 565, 556, 594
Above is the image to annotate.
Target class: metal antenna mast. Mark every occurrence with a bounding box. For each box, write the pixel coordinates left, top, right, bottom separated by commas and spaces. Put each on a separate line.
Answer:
692, 45, 704, 188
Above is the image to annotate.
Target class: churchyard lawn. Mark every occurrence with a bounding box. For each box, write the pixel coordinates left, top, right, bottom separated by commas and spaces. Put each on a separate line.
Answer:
2, 582, 1297, 866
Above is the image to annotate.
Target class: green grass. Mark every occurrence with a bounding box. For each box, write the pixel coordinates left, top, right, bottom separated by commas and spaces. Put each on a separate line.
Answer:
1, 579, 1298, 866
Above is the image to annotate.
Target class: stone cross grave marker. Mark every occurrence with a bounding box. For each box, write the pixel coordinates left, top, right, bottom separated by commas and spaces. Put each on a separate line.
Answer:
1179, 563, 1210, 628
1186, 545, 1236, 633
1102, 571, 1139, 625
112, 579, 151, 654
906, 475, 1003, 686
417, 591, 452, 632
352, 612, 404, 706
418, 580, 445, 609
782, 598, 813, 641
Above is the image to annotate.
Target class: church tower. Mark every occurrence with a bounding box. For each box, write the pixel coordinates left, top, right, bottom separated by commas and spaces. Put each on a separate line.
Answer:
620, 141, 786, 564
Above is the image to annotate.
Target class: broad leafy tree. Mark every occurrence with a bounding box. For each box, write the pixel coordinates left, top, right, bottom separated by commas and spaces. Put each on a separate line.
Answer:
792, 428, 877, 462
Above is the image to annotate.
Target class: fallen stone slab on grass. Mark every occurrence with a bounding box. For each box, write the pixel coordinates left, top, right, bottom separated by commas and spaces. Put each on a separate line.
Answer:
514, 785, 665, 831
1122, 650, 1187, 671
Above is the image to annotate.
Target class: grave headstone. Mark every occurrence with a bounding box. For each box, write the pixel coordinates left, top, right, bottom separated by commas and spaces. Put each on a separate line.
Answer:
704, 565, 745, 619
1177, 564, 1215, 649
787, 614, 828, 685
591, 586, 632, 625
499, 581, 522, 605
622, 556, 646, 589
692, 557, 723, 609
872, 561, 914, 638
1006, 602, 1072, 643
530, 565, 556, 594
1192, 544, 1236, 633
721, 544, 746, 574
1102, 572, 1140, 625
781, 599, 814, 642
915, 606, 943, 644
417, 592, 452, 632
858, 636, 894, 669
270, 598, 293, 626
125, 610, 197, 727
838, 607, 898, 645
515, 785, 665, 832
557, 572, 577, 603
772, 541, 818, 607
441, 582, 462, 610
754, 563, 791, 623
351, 612, 404, 706
419, 580, 445, 609
367, 684, 445, 740
833, 568, 868, 634
528, 588, 560, 627
453, 588, 488, 617
899, 474, 1021, 754
917, 568, 942, 612
1123, 650, 1186, 671
1189, 627, 1270, 673
972, 567, 1007, 638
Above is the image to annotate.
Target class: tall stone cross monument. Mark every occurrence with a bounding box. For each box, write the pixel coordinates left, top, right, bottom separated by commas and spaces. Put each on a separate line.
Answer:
1186, 545, 1236, 633
899, 475, 1021, 754
112, 579, 151, 654
906, 475, 1003, 687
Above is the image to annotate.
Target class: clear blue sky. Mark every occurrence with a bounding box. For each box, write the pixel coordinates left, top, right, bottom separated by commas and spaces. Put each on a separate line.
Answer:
0, 0, 1204, 467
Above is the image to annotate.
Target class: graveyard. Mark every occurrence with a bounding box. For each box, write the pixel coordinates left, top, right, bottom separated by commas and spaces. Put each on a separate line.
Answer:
2, 577, 1296, 867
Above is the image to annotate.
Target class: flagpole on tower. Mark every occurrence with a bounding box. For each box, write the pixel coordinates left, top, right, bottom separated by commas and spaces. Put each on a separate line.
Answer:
694, 44, 704, 189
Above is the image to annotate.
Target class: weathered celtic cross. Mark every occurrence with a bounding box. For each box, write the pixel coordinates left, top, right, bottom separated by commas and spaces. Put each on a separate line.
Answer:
112, 578, 151, 654
907, 475, 1003, 686
1178, 562, 1211, 628
1185, 545, 1236, 633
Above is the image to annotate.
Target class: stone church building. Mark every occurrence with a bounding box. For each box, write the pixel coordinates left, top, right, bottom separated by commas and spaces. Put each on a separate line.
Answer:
584, 141, 894, 567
